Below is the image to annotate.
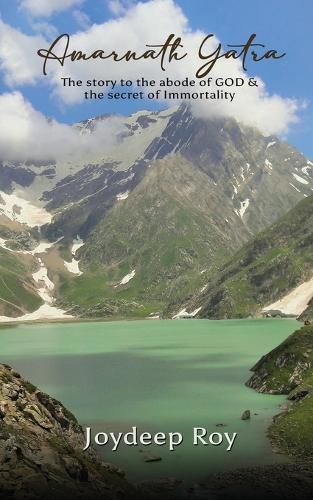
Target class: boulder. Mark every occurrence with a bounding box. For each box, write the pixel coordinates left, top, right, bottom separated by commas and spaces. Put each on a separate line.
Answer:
241, 410, 251, 420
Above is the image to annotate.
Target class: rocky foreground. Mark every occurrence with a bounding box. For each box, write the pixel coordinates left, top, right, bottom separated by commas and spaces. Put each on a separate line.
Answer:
1, 359, 313, 500
0, 363, 150, 500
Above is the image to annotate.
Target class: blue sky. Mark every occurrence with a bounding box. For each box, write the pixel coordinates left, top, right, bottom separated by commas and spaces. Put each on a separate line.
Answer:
0, 0, 312, 157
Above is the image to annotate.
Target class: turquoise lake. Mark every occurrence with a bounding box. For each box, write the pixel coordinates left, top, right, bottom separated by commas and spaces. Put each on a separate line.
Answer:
0, 318, 297, 483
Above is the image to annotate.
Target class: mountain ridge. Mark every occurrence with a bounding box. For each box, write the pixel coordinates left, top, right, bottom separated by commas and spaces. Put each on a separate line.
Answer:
182, 194, 313, 319
0, 104, 313, 320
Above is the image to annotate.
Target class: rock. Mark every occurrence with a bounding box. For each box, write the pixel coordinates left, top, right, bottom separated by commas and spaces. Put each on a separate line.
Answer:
152, 476, 182, 489
8, 390, 19, 401
101, 462, 125, 477
241, 410, 251, 420
0, 362, 147, 499
216, 423, 227, 427
63, 456, 88, 481
36, 391, 75, 430
279, 403, 289, 410
143, 455, 162, 463
288, 388, 311, 402
23, 405, 53, 430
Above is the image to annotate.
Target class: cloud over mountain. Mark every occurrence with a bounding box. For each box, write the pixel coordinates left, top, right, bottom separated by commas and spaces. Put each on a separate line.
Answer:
0, 0, 304, 136
0, 91, 125, 161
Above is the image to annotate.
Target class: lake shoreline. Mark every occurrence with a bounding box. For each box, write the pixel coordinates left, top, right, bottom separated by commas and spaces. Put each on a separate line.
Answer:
0, 319, 297, 483
0, 315, 301, 328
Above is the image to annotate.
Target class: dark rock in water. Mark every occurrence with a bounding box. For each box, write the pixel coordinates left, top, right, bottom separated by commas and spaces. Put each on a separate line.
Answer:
101, 462, 125, 477
143, 455, 162, 463
241, 410, 251, 420
216, 423, 227, 427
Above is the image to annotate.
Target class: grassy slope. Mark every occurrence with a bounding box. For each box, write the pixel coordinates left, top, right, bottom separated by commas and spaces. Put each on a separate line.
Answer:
57, 156, 249, 317
247, 325, 313, 457
194, 195, 313, 318
0, 248, 42, 316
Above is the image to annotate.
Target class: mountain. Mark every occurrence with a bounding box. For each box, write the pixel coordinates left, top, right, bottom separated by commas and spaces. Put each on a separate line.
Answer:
0, 104, 313, 320
182, 194, 313, 319
60, 155, 249, 318
246, 324, 313, 458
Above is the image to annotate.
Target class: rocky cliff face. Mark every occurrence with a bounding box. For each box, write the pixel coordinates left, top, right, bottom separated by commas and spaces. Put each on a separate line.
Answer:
0, 363, 149, 499
246, 325, 313, 458
246, 325, 313, 394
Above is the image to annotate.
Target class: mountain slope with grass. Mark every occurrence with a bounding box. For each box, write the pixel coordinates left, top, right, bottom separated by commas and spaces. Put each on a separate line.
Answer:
246, 324, 313, 458
0, 247, 42, 317
56, 156, 250, 317
183, 195, 313, 319
1, 105, 313, 320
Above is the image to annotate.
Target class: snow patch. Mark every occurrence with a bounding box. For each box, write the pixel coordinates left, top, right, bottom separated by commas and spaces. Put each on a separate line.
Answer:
72, 236, 84, 255
0, 237, 12, 252
266, 141, 276, 149
0, 191, 51, 227
0, 304, 73, 323
32, 259, 54, 304
302, 165, 312, 175
289, 183, 301, 193
265, 159, 273, 170
236, 199, 250, 218
31, 241, 57, 255
116, 191, 129, 201
116, 269, 136, 286
64, 259, 82, 276
0, 256, 73, 323
173, 307, 202, 319
64, 237, 84, 275
232, 184, 238, 199
263, 276, 313, 316
292, 173, 309, 185
240, 166, 245, 182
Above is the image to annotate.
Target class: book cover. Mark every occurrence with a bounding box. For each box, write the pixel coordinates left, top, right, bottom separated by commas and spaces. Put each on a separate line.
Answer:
0, 1, 312, 499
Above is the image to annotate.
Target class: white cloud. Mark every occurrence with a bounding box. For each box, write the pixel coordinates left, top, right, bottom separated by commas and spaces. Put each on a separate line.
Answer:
30, 20, 59, 39
107, 0, 133, 16
73, 9, 91, 29
0, 0, 303, 135
0, 91, 126, 161
19, 0, 85, 17
0, 20, 45, 86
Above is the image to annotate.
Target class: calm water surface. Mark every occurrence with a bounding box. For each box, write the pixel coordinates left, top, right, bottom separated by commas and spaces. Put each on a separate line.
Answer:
0, 318, 297, 482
